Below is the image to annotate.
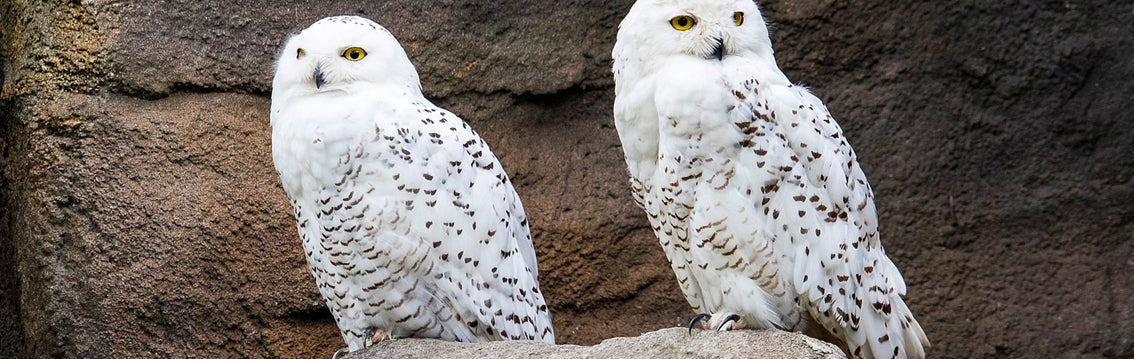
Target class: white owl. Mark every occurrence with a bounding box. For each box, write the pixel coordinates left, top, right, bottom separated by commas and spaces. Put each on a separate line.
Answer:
270, 15, 555, 355
612, 1, 929, 358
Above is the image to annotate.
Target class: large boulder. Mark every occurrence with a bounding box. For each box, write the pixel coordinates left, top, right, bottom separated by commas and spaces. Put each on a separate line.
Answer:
2, 0, 1131, 358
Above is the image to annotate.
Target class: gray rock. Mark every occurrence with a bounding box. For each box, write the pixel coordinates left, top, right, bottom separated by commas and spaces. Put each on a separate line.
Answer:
347, 328, 845, 359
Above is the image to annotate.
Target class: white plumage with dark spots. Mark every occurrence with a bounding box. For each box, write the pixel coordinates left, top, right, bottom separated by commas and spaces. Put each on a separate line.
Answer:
612, 1, 928, 358
270, 15, 554, 355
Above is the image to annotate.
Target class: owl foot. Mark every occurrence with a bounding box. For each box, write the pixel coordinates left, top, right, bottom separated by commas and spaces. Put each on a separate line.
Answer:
364, 328, 390, 347
688, 312, 745, 334
708, 313, 744, 331
687, 313, 712, 335
331, 347, 349, 359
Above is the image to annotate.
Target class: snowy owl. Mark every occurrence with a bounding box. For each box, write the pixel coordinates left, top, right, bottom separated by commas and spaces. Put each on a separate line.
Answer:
270, 15, 555, 354
612, 1, 929, 358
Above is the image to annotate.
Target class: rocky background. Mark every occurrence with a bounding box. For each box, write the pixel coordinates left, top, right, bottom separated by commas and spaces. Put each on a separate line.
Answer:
1, 0, 1131, 358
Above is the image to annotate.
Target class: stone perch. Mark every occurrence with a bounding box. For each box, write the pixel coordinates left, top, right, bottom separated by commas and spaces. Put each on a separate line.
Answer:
346, 327, 846, 359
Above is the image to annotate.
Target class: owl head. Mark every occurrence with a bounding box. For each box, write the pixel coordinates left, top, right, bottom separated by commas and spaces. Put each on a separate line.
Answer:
272, 15, 421, 99
613, 0, 774, 63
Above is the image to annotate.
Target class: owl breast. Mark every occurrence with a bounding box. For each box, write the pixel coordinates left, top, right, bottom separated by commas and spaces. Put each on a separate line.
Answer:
623, 59, 803, 330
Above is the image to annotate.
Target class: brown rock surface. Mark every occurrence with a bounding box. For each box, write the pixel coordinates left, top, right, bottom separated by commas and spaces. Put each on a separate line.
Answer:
345, 327, 846, 359
1, 0, 1132, 358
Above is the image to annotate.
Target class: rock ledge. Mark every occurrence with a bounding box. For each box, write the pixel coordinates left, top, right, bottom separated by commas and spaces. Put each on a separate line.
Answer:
347, 327, 846, 359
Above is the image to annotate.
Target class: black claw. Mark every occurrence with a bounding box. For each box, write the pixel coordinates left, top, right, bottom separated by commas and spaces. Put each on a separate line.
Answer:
331, 347, 349, 359
688, 313, 712, 335
716, 314, 741, 331
363, 328, 378, 348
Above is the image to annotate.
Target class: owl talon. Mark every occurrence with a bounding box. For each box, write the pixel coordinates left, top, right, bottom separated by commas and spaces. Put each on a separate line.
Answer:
687, 313, 712, 335
716, 313, 741, 331
364, 328, 388, 347
331, 347, 349, 359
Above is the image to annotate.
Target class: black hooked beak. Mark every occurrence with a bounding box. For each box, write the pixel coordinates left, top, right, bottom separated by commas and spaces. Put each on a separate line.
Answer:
314, 65, 326, 88
711, 37, 724, 61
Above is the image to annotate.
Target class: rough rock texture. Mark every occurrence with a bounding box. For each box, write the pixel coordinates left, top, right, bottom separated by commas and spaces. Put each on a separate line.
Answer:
346, 327, 845, 359
1, 0, 1131, 359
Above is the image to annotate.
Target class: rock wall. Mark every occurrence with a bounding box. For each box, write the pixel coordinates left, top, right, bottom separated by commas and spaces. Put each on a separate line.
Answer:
1, 0, 1131, 358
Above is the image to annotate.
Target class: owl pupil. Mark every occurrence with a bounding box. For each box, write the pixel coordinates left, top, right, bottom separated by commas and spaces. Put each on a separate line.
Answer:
678, 18, 688, 26
350, 50, 359, 58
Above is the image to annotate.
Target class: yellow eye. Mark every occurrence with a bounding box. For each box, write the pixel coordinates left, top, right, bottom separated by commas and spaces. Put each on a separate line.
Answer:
734, 12, 744, 26
296, 48, 305, 59
342, 47, 366, 61
670, 16, 695, 31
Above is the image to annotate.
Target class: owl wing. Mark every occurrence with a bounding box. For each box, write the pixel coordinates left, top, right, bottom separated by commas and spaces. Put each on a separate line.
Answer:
753, 82, 929, 359
381, 101, 554, 343
284, 97, 554, 345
